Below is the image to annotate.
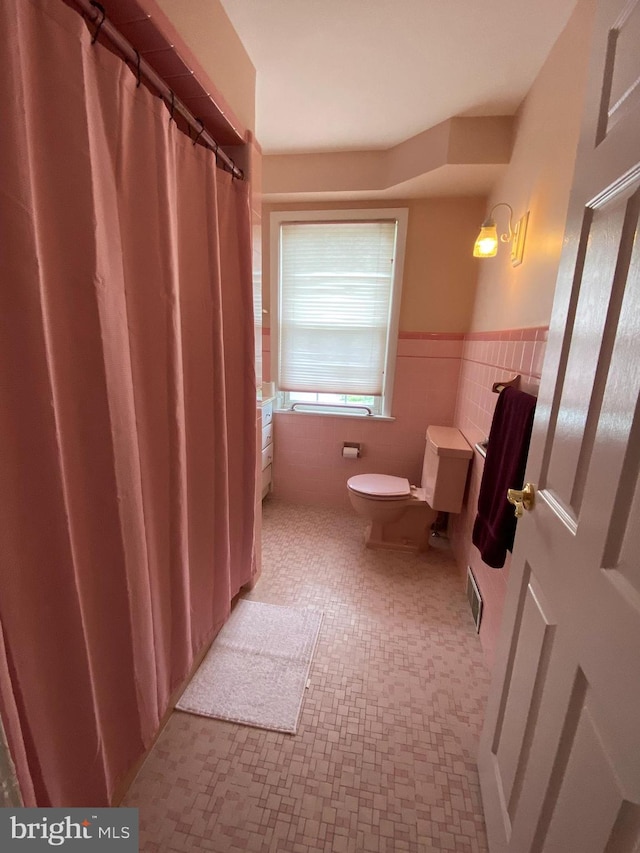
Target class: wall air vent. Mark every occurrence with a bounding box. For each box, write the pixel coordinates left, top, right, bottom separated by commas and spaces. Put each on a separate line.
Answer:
466, 566, 483, 632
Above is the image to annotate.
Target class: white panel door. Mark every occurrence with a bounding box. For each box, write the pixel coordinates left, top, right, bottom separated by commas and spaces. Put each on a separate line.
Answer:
478, 1, 640, 851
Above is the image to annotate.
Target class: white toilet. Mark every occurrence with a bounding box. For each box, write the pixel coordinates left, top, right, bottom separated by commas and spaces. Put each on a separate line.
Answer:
347, 425, 472, 552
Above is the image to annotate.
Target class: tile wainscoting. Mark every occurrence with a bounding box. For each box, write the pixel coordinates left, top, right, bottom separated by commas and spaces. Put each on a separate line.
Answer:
450, 327, 548, 668
263, 331, 464, 507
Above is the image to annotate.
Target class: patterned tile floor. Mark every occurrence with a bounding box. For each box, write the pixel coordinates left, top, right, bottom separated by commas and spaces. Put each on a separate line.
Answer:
123, 499, 491, 852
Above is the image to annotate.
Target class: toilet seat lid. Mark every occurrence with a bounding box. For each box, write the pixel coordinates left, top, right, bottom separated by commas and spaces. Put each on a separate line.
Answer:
347, 474, 411, 498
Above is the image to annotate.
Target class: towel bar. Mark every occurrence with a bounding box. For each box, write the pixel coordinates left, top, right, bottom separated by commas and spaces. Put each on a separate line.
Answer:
492, 374, 521, 394
290, 402, 373, 415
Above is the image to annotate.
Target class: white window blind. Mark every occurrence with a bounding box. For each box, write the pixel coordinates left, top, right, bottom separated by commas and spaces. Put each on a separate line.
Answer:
278, 221, 398, 395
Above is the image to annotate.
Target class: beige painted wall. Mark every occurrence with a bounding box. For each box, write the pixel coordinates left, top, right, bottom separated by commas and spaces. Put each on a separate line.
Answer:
155, 0, 256, 135
470, 0, 595, 332
263, 197, 485, 335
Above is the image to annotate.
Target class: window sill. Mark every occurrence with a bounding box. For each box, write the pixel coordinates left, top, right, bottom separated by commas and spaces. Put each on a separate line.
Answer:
275, 408, 395, 422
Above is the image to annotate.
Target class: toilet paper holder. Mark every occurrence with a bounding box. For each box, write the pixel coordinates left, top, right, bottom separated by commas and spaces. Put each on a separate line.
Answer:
342, 442, 362, 459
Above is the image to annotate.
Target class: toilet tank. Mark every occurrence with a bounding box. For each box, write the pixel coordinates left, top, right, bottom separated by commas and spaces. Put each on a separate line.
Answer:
421, 426, 472, 513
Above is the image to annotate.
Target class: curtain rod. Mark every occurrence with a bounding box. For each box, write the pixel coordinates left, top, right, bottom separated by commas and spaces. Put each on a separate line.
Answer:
72, 0, 244, 180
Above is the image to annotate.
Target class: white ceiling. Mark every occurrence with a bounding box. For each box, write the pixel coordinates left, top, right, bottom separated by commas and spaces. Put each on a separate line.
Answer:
220, 0, 578, 156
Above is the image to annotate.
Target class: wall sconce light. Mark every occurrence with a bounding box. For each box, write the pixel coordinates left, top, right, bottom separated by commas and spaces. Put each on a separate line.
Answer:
473, 202, 529, 266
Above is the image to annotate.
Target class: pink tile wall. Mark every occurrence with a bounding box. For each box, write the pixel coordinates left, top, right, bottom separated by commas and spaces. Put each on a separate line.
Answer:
262, 327, 271, 381
269, 334, 464, 507
450, 326, 548, 668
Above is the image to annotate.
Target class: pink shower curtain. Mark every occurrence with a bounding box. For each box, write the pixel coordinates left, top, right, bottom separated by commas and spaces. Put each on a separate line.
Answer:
0, 0, 256, 807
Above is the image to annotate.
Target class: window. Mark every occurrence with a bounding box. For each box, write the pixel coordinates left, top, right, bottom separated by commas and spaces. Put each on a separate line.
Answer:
270, 209, 408, 417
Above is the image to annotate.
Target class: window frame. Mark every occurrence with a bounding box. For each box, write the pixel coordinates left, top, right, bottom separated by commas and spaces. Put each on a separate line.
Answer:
270, 208, 408, 419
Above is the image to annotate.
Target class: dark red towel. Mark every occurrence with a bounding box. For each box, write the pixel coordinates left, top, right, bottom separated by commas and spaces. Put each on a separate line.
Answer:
472, 386, 536, 568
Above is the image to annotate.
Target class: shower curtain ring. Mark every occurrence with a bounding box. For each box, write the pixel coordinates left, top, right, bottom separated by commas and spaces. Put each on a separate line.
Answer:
193, 118, 205, 146
89, 1, 106, 44
134, 50, 142, 87
168, 91, 176, 125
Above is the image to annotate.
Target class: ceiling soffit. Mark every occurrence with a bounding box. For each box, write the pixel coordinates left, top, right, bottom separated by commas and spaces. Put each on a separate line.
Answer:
263, 116, 514, 199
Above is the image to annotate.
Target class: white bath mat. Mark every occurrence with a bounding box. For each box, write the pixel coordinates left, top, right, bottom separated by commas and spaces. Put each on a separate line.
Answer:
176, 599, 323, 734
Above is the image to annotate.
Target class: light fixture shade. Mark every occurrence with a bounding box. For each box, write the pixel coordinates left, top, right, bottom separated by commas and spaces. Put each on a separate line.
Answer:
473, 221, 498, 257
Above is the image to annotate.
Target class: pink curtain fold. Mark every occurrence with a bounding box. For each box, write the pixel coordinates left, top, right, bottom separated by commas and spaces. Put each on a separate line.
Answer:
0, 0, 256, 806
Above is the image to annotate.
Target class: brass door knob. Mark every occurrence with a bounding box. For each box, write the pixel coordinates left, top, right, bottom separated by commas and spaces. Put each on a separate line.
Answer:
507, 482, 535, 518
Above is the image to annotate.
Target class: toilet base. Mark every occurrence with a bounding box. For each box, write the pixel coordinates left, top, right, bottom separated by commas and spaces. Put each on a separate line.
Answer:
363, 503, 436, 553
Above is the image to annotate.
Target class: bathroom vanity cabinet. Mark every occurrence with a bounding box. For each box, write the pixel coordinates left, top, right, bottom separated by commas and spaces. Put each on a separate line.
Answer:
260, 397, 274, 499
